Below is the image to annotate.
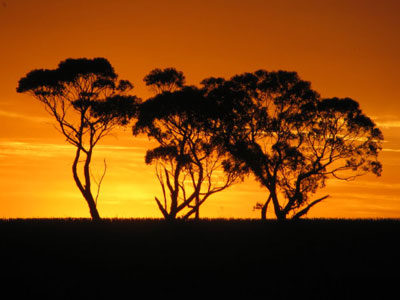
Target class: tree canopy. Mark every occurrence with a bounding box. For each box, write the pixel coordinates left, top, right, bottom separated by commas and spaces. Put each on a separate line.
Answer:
143, 67, 185, 94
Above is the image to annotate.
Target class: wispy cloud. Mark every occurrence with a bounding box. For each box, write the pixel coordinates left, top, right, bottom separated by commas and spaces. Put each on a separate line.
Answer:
0, 140, 147, 159
327, 178, 400, 190
0, 141, 72, 158
373, 116, 400, 129
382, 148, 400, 153
0, 109, 51, 123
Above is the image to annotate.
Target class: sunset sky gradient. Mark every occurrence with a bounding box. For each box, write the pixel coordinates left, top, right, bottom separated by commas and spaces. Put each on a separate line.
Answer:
1, 0, 399, 219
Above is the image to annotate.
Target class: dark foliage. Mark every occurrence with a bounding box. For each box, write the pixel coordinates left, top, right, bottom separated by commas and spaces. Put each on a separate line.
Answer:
143, 67, 185, 93
134, 86, 209, 134
17, 58, 117, 93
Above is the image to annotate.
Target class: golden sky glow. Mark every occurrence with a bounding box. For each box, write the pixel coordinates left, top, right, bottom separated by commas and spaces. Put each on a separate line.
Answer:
1, 0, 400, 218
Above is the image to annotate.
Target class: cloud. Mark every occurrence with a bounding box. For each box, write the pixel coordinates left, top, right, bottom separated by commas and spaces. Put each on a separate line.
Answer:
382, 148, 400, 153
0, 141, 72, 158
372, 116, 400, 129
327, 178, 400, 190
0, 109, 51, 123
0, 140, 148, 161
377, 121, 400, 129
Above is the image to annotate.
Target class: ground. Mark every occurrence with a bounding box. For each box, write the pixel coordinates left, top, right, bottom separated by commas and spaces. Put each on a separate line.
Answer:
1, 219, 398, 298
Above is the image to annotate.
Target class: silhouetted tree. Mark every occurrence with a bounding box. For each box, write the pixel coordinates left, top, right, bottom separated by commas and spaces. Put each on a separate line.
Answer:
134, 68, 241, 220
143, 67, 185, 94
203, 70, 383, 220
17, 58, 139, 220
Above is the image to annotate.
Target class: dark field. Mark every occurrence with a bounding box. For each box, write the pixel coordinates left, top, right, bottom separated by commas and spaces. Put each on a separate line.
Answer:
1, 219, 399, 299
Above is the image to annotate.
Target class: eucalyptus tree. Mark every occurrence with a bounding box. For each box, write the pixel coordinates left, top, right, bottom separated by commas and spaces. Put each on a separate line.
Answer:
203, 70, 383, 220
17, 58, 139, 220
134, 68, 241, 220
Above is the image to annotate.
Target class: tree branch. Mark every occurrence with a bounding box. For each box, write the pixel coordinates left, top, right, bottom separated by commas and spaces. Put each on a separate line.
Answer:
293, 195, 329, 219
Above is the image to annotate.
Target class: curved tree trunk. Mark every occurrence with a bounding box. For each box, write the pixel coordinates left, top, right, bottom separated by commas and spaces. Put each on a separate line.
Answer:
86, 194, 101, 220
72, 147, 101, 221
83, 148, 101, 221
260, 195, 272, 220
269, 191, 287, 221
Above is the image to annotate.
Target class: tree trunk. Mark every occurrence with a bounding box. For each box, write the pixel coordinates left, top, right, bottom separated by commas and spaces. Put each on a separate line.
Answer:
261, 205, 267, 220
87, 195, 101, 221
270, 191, 286, 221
276, 213, 287, 222
165, 213, 177, 222
261, 195, 272, 220
83, 149, 101, 220
194, 196, 200, 219
168, 194, 178, 221
80, 181, 101, 221
72, 147, 101, 220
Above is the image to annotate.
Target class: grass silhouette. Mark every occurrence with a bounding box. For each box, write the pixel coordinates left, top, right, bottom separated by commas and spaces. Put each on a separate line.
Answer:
1, 218, 399, 298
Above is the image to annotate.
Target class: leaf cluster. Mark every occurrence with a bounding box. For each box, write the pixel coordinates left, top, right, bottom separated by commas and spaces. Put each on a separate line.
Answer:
17, 57, 140, 149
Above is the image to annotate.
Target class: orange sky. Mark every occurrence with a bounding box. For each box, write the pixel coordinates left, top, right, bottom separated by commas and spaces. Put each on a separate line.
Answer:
1, 0, 400, 219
